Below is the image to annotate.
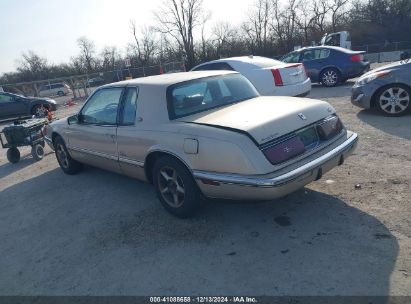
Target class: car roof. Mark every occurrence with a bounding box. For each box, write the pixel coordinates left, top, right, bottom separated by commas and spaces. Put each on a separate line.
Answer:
296, 46, 353, 53
101, 70, 238, 88
193, 56, 282, 68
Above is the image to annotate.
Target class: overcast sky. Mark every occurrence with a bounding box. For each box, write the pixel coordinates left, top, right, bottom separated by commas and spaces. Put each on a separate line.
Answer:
0, 0, 253, 74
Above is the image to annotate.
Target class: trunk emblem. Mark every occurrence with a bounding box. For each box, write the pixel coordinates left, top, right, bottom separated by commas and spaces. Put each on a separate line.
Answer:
298, 113, 307, 120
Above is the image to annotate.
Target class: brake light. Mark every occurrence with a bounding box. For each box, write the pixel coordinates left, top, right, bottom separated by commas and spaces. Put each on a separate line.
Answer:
350, 54, 362, 62
317, 116, 343, 140
271, 69, 283, 86
262, 136, 305, 165
302, 64, 308, 77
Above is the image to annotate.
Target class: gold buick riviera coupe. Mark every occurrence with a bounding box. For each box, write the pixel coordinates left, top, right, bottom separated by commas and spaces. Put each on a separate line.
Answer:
45, 71, 358, 218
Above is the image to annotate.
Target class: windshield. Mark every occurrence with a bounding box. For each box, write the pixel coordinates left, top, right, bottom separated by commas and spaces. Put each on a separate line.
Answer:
167, 74, 259, 119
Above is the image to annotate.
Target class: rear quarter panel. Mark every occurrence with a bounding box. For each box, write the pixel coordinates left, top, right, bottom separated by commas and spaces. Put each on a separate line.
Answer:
229, 61, 275, 95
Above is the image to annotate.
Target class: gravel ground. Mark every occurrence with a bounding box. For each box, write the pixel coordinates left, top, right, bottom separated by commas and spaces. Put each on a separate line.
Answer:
0, 74, 410, 296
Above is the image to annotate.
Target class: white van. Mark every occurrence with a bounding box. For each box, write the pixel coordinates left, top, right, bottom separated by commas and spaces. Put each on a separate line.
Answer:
38, 83, 72, 97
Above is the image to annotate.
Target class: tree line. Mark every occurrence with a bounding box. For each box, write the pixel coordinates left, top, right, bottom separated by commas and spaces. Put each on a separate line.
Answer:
1, 0, 411, 85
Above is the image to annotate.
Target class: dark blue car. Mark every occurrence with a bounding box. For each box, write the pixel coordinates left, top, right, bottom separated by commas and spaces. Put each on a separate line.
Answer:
281, 46, 370, 87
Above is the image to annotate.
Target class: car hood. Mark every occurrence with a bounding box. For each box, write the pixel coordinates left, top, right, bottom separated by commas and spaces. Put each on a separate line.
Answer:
178, 96, 335, 145
362, 61, 409, 76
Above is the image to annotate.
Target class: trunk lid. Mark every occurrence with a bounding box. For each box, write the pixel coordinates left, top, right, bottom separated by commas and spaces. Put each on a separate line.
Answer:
265, 63, 307, 86
178, 96, 334, 145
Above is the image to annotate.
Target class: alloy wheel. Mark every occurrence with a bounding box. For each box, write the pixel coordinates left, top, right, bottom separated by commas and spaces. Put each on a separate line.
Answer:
157, 166, 186, 208
56, 143, 69, 169
379, 87, 410, 115
322, 70, 338, 86
35, 105, 47, 117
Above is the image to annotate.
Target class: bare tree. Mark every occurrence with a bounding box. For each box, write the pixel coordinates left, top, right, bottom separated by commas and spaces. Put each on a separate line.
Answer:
328, 0, 350, 32
311, 0, 330, 37
155, 0, 206, 68
243, 0, 273, 55
130, 21, 158, 67
270, 0, 300, 53
212, 22, 238, 58
16, 51, 49, 81
295, 0, 317, 46
101, 46, 120, 71
77, 37, 96, 73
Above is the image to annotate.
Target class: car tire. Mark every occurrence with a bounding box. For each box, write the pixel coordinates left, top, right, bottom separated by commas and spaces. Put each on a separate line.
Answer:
7, 147, 20, 164
31, 144, 44, 161
375, 84, 411, 117
31, 104, 48, 117
320, 68, 340, 87
153, 156, 203, 218
54, 136, 83, 174
57, 91, 64, 97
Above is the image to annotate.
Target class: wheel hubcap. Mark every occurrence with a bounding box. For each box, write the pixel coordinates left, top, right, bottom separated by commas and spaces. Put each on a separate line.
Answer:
323, 71, 337, 86
35, 106, 47, 117
56, 144, 69, 168
379, 87, 410, 114
158, 167, 185, 208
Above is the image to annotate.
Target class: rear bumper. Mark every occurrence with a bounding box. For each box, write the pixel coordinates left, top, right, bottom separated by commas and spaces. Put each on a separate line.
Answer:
194, 132, 358, 200
267, 78, 311, 97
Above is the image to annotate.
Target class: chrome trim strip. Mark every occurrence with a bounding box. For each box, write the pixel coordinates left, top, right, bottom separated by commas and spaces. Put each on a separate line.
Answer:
69, 146, 118, 161
119, 156, 144, 167
193, 133, 358, 188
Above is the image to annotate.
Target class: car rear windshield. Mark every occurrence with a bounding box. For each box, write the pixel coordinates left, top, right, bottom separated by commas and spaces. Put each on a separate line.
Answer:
167, 74, 259, 119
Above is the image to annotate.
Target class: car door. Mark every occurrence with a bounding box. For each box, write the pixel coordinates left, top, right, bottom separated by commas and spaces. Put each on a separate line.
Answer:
0, 93, 27, 118
115, 87, 147, 180
66, 87, 124, 173
300, 49, 330, 82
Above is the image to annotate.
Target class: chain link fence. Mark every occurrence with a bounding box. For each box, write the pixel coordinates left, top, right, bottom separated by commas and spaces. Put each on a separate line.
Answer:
1, 61, 185, 99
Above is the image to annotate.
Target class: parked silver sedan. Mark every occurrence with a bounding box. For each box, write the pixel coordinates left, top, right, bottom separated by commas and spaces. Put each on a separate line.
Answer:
46, 71, 358, 217
351, 60, 411, 116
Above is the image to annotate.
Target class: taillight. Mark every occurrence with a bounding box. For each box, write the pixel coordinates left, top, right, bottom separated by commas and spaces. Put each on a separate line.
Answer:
317, 116, 343, 140
302, 64, 308, 78
271, 68, 283, 86
350, 54, 362, 62
262, 136, 305, 165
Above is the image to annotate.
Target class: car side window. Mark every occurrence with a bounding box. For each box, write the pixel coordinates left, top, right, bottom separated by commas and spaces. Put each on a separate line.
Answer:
319, 49, 330, 59
120, 87, 138, 125
80, 88, 123, 125
302, 50, 315, 62
302, 49, 330, 61
0, 93, 14, 103
282, 52, 300, 63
